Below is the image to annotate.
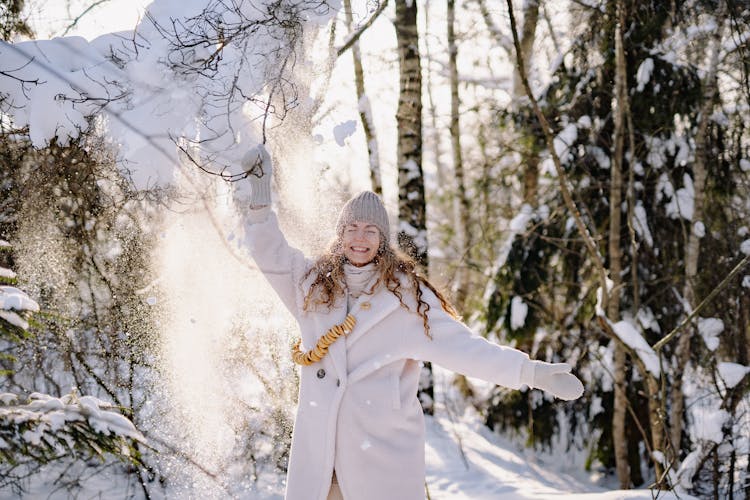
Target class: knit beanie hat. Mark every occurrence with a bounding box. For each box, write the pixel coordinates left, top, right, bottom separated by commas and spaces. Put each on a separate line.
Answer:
335, 191, 390, 243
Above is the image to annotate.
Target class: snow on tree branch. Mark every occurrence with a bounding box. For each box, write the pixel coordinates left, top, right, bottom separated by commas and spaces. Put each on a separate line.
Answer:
0, 285, 39, 331
0, 0, 340, 190
609, 320, 660, 377
0, 244, 145, 475
0, 391, 145, 467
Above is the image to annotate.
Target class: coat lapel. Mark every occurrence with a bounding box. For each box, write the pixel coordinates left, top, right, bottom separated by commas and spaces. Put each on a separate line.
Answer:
325, 299, 349, 382
304, 287, 402, 381
346, 288, 401, 348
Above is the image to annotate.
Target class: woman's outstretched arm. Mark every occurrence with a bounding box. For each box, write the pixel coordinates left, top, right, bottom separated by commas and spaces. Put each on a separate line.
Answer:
412, 287, 583, 401
233, 145, 308, 318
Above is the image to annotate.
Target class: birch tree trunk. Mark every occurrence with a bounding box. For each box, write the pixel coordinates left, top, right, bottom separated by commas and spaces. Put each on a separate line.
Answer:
447, 0, 471, 307
624, 95, 668, 488
343, 0, 382, 195
395, 0, 427, 268
394, 0, 432, 414
611, 0, 628, 487
670, 25, 722, 462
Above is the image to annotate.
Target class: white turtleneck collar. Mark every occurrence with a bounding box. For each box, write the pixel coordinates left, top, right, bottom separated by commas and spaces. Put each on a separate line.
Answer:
343, 261, 379, 299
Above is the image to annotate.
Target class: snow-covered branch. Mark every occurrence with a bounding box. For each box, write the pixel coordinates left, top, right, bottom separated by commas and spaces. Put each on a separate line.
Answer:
0, 0, 340, 190
0, 391, 145, 471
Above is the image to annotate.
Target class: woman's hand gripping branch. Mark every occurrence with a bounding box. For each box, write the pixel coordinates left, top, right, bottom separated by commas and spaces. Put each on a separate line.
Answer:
241, 144, 273, 208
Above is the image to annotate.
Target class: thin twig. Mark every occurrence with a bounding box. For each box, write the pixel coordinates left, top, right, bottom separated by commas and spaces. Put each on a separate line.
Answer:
61, 0, 113, 37
476, 0, 513, 53
336, 0, 389, 57
652, 253, 750, 351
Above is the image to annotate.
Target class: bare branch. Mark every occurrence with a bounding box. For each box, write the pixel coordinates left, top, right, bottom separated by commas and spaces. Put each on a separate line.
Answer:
475, 0, 512, 53
0, 56, 45, 100
61, 0, 113, 37
653, 253, 750, 352
336, 0, 389, 57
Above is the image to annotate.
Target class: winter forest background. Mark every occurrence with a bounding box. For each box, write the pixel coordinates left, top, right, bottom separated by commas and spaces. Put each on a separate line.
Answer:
0, 0, 749, 498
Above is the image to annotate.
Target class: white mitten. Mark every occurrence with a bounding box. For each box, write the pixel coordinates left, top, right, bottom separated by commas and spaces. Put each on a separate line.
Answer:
241, 144, 273, 206
521, 360, 584, 401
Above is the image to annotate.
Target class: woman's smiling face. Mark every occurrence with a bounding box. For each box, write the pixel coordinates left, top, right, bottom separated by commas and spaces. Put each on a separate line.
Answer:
342, 221, 381, 266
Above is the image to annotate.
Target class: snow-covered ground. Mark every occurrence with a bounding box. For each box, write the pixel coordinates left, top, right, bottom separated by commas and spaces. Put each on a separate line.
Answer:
425, 413, 692, 500
5, 412, 696, 499
2, 367, 695, 500
422, 365, 693, 500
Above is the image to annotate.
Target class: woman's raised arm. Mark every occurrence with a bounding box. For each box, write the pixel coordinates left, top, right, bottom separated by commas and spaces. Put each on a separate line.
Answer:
232, 145, 309, 318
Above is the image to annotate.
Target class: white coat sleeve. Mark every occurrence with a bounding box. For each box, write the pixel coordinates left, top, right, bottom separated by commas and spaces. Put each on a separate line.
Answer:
411, 289, 532, 390
237, 208, 309, 318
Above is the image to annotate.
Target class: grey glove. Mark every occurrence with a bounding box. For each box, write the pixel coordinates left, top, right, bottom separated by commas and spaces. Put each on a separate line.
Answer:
241, 144, 273, 206
521, 360, 584, 401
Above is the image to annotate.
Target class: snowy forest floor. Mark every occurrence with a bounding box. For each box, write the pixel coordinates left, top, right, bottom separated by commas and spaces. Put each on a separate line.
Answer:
424, 411, 692, 500
422, 366, 696, 500
5, 410, 698, 500
3, 369, 698, 500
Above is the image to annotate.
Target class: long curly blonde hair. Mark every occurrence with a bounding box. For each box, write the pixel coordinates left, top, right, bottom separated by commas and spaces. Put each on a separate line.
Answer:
302, 236, 458, 338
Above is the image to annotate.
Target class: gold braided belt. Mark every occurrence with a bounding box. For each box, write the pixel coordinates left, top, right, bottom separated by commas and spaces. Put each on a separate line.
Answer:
291, 314, 357, 366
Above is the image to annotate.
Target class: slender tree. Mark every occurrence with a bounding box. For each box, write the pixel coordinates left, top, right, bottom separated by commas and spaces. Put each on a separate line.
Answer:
422, 0, 447, 188
394, 0, 428, 268
478, 0, 540, 204
670, 13, 723, 464
342, 0, 383, 195
447, 0, 471, 307
513, 0, 540, 204
394, 0, 433, 414
610, 0, 629, 487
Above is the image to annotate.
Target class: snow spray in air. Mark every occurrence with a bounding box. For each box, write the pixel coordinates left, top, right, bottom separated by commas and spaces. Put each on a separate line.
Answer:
1, 0, 348, 493
151, 123, 343, 496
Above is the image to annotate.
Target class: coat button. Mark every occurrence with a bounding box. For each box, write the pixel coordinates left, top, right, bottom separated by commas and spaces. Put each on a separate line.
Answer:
336, 379, 340, 387
317, 368, 326, 379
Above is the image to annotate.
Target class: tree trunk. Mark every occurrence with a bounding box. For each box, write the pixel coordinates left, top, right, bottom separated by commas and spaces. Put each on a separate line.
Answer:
477, 0, 540, 203
646, 375, 666, 485
343, 0, 382, 195
670, 26, 721, 463
743, 286, 750, 368
394, 0, 432, 414
515, 0, 540, 204
423, 0, 447, 187
395, 0, 427, 268
618, 11, 669, 484
447, 0, 471, 307
611, 0, 628, 488
743, 293, 750, 497
511, 0, 540, 102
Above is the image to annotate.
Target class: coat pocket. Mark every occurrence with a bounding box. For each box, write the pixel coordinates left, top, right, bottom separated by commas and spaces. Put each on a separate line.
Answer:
390, 372, 401, 410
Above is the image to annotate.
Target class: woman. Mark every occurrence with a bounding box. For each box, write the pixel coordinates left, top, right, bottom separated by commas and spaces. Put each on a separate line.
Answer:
237, 146, 584, 500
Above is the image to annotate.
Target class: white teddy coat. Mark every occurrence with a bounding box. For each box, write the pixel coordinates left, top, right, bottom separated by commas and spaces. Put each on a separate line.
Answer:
242, 212, 532, 500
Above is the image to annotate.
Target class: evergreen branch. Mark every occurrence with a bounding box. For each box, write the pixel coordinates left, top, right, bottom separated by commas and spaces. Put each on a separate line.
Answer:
504, 0, 610, 308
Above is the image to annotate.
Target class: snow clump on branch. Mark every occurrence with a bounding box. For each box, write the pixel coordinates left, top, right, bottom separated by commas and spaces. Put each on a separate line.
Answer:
0, 0, 340, 190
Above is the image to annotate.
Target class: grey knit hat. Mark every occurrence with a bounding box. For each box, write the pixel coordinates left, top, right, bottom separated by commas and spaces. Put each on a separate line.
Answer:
335, 191, 390, 243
